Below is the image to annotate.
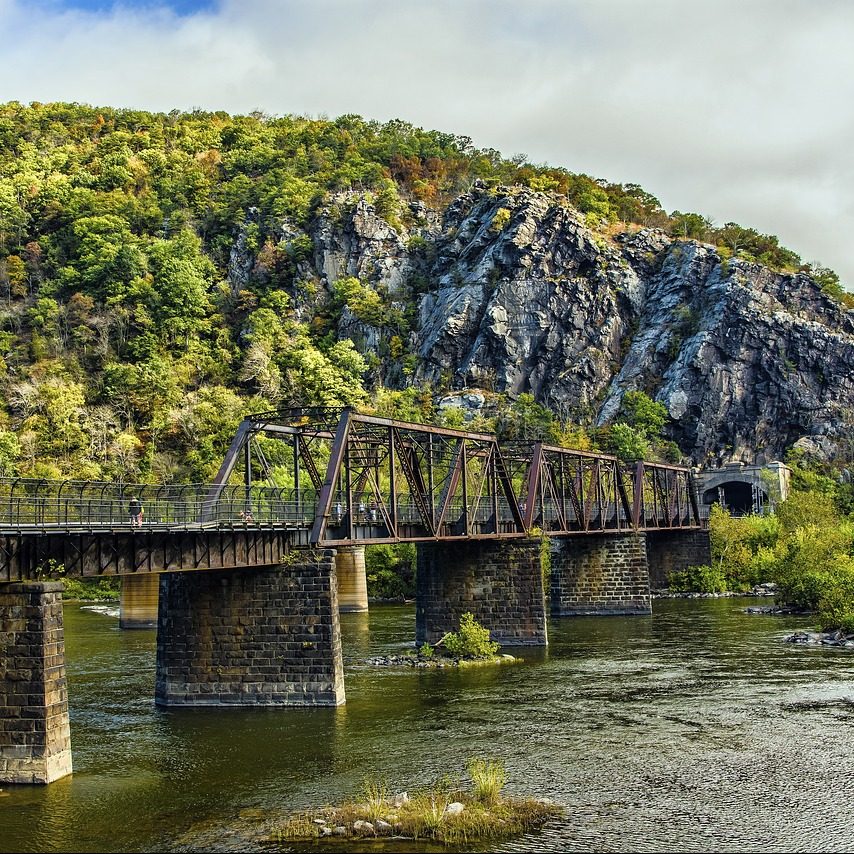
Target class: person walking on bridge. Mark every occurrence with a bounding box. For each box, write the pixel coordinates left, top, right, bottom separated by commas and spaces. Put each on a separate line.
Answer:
128, 496, 144, 527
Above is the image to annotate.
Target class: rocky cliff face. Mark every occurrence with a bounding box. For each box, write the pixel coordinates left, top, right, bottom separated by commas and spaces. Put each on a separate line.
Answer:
270, 184, 854, 465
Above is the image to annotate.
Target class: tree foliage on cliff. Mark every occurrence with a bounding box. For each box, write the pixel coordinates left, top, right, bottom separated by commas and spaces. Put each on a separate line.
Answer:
0, 102, 847, 481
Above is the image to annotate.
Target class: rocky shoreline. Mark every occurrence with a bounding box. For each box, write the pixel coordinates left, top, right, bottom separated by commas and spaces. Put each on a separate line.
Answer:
785, 630, 854, 648
652, 583, 778, 600
366, 653, 520, 669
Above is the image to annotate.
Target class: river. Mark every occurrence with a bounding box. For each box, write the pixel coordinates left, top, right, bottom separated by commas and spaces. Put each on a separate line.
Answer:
2, 598, 853, 853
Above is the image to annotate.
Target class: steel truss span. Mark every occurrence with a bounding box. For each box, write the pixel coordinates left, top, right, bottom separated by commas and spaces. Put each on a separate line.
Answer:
206, 407, 702, 545
0, 407, 702, 551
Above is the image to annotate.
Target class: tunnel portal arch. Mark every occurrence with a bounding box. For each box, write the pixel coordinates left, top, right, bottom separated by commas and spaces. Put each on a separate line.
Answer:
702, 481, 767, 516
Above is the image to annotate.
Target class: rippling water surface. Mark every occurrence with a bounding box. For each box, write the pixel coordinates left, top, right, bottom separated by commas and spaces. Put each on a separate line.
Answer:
2, 598, 854, 852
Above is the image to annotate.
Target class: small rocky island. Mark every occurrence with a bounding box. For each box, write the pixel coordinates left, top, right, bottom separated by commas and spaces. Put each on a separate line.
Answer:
367, 611, 520, 669
273, 760, 561, 846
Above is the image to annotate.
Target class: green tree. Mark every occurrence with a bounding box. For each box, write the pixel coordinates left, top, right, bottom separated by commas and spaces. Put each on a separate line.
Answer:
62, 214, 147, 302
619, 391, 667, 437
605, 422, 650, 462
0, 429, 20, 475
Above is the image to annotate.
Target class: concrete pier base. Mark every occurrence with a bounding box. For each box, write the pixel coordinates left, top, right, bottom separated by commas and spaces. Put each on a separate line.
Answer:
336, 545, 368, 612
119, 573, 159, 629
416, 538, 547, 646
155, 550, 345, 707
550, 533, 651, 616
0, 582, 73, 784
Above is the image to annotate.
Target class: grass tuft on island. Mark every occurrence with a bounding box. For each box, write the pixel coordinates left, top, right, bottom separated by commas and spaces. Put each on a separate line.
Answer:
273, 759, 561, 846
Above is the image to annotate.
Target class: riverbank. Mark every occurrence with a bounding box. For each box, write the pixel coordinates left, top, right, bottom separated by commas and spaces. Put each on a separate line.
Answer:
652, 583, 778, 599
61, 577, 120, 601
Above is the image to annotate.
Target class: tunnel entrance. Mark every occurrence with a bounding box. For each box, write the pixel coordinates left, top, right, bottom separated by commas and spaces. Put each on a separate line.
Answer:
702, 481, 767, 516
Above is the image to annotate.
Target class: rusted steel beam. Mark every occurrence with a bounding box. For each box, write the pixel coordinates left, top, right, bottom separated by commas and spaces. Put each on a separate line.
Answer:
298, 435, 323, 491
388, 426, 398, 536
583, 462, 600, 532
310, 409, 352, 545
319, 532, 528, 546
523, 443, 543, 530
617, 466, 633, 528
494, 446, 525, 533
201, 420, 256, 521
395, 435, 435, 536
0, 529, 300, 581
533, 443, 621, 463
435, 438, 464, 534
633, 461, 644, 528
349, 412, 497, 443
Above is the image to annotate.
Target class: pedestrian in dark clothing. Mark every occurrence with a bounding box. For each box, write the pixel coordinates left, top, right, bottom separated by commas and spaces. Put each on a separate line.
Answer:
129, 496, 144, 527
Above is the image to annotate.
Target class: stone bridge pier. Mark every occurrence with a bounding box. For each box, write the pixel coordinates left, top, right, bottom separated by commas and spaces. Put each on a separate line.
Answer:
645, 529, 712, 589
1, 550, 346, 783
120, 574, 160, 629
0, 582, 73, 784
335, 546, 368, 612
155, 550, 345, 707
416, 538, 548, 646
549, 533, 652, 616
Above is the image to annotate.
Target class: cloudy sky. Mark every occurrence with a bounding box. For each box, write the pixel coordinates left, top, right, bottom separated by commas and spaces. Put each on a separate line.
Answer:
2, 0, 852, 286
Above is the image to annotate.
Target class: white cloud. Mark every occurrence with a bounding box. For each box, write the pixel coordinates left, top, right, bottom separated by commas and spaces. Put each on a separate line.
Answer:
2, 0, 853, 285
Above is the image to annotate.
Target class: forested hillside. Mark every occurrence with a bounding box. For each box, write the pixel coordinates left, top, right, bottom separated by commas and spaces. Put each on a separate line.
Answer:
0, 101, 850, 483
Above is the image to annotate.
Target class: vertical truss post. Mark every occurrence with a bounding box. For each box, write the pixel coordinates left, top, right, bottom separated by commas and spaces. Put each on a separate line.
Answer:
388, 426, 398, 537
293, 434, 301, 519
523, 443, 543, 530
345, 440, 354, 541
461, 440, 469, 536
427, 434, 435, 530
494, 446, 525, 534
311, 409, 352, 545
676, 471, 682, 525
244, 441, 252, 518
633, 461, 644, 528
559, 455, 567, 534
491, 451, 499, 534
616, 464, 633, 530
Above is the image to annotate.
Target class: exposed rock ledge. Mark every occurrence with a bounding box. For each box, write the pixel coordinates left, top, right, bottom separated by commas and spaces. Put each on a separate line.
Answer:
785, 630, 854, 648
366, 653, 520, 669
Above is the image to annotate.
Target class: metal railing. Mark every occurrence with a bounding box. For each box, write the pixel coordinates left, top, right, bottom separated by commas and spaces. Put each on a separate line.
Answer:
0, 479, 319, 528
0, 475, 708, 534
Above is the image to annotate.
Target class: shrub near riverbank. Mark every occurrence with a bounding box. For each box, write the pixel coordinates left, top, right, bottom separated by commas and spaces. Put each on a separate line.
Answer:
274, 760, 561, 845
61, 577, 120, 601
672, 485, 854, 632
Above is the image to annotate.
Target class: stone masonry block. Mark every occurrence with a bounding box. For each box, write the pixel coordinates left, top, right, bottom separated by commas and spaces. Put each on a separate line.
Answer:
416, 538, 547, 646
645, 530, 712, 588
550, 533, 651, 616
0, 582, 72, 785
155, 552, 345, 708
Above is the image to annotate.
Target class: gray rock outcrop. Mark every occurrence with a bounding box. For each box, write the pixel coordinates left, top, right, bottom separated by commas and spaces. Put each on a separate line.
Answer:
243, 184, 854, 464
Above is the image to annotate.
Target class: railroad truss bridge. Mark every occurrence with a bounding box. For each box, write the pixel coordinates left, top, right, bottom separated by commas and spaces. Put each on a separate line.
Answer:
0, 408, 711, 784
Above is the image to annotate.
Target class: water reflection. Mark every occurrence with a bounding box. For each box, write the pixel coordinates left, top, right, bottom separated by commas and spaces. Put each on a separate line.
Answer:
2, 599, 854, 852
